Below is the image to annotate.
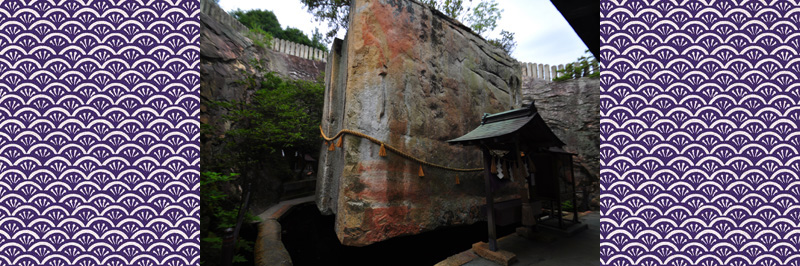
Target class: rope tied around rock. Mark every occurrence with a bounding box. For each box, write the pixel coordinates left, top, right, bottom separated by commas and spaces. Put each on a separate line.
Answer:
319, 125, 484, 173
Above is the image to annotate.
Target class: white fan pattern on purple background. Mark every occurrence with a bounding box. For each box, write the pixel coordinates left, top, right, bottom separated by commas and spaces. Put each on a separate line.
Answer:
601, 1, 800, 266
0, 1, 199, 265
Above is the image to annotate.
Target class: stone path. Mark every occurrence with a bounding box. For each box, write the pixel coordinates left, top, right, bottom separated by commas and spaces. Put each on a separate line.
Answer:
439, 212, 600, 266
253, 196, 315, 266
256, 195, 315, 221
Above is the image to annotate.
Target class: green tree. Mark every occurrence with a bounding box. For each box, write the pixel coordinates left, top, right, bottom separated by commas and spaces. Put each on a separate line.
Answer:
283, 27, 314, 46
420, 0, 465, 19
487, 30, 516, 54
231, 9, 328, 51
421, 0, 513, 53
299, 0, 350, 40
419, 0, 496, 32
218, 62, 326, 170
199, 172, 257, 265
231, 9, 283, 37
460, 0, 500, 35
200, 61, 325, 265
311, 27, 325, 51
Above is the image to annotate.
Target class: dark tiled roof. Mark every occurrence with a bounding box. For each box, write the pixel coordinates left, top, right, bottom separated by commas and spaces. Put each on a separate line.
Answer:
447, 103, 564, 147
447, 113, 535, 143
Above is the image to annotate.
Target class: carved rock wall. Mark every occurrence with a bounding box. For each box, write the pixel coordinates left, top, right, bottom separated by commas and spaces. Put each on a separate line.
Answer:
316, 0, 523, 246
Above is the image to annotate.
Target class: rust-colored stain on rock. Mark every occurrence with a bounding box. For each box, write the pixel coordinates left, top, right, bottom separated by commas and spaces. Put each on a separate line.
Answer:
362, 206, 423, 243
367, 0, 416, 63
347, 161, 426, 203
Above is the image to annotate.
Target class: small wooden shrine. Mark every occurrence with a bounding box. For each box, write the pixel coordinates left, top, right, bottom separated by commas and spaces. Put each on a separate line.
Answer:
448, 102, 582, 251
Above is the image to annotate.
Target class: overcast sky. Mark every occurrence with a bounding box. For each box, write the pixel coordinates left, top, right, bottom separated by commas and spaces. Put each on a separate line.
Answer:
218, 0, 588, 65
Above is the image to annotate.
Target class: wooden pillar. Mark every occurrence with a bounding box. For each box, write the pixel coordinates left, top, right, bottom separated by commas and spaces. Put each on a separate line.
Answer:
482, 147, 498, 251
557, 199, 564, 228
571, 155, 579, 223
515, 138, 534, 227
557, 159, 564, 229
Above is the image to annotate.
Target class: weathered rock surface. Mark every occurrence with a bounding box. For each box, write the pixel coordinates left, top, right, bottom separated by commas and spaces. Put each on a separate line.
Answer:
316, 0, 524, 246
521, 77, 600, 208
199, 11, 325, 215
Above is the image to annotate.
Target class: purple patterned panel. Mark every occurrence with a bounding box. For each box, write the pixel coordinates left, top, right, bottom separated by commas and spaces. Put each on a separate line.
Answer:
600, 1, 800, 266
0, 1, 199, 266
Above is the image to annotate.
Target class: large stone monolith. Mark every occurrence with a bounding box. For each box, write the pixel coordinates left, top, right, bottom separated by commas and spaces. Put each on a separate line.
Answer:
316, 0, 524, 246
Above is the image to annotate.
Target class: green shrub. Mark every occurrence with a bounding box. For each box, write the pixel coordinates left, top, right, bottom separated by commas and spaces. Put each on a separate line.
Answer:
561, 200, 574, 211
247, 26, 273, 49
204, 60, 324, 173
222, 69, 325, 168
553, 50, 599, 82
231, 9, 328, 52
200, 171, 258, 265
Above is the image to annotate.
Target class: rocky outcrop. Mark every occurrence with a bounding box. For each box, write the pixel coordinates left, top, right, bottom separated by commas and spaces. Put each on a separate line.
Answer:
316, 0, 523, 246
521, 77, 600, 208
200, 11, 325, 215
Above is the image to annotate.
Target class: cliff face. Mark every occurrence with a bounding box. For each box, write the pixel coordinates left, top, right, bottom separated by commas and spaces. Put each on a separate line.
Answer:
522, 77, 601, 207
316, 0, 524, 246
199, 12, 325, 214
198, 0, 599, 247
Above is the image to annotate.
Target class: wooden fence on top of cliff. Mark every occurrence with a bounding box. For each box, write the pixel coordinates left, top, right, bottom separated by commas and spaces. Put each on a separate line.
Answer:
199, 0, 327, 62
520, 60, 599, 81
271, 38, 327, 62
199, 0, 249, 33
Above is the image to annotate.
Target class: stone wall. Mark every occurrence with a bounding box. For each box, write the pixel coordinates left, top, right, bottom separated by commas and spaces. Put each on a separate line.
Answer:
316, 0, 524, 247
521, 76, 600, 208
